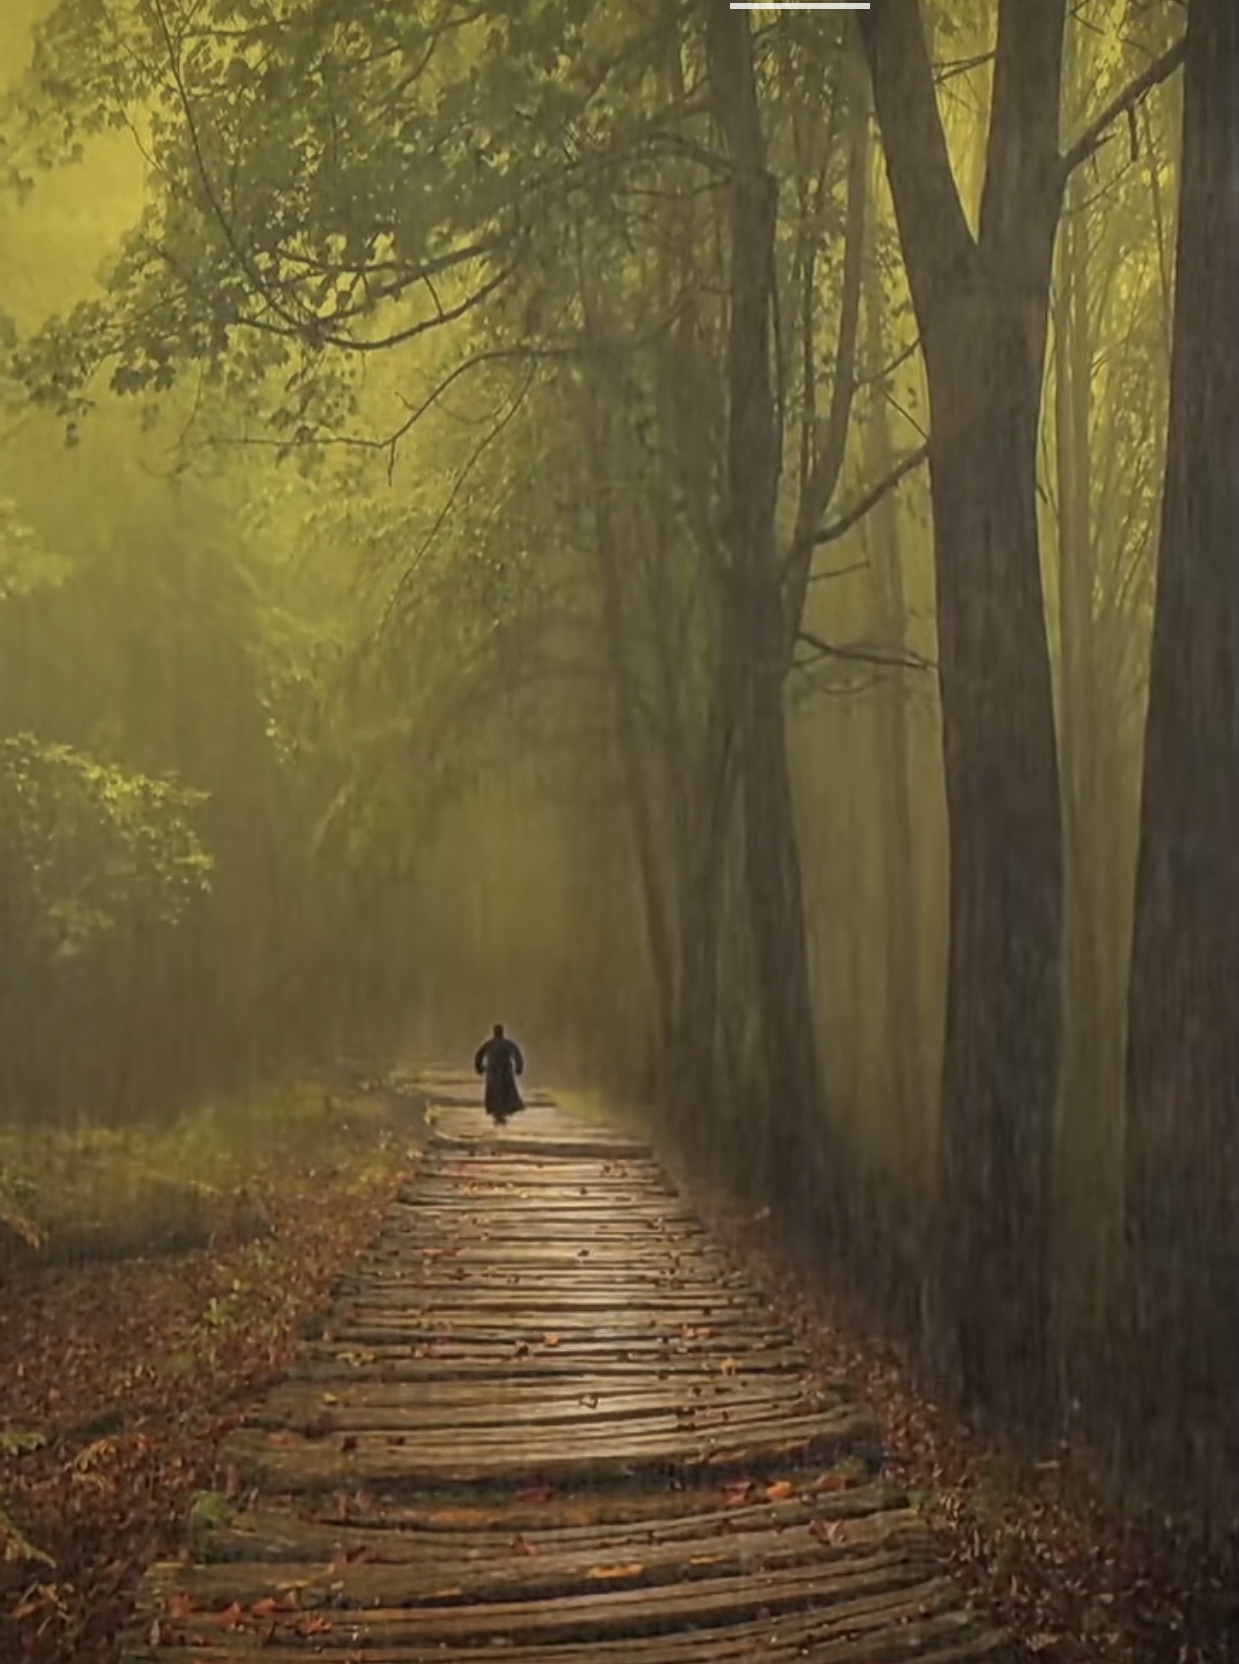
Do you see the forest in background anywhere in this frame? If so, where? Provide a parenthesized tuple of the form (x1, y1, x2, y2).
(0, 0, 1234, 1540)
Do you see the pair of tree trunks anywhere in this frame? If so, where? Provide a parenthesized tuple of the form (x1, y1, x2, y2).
(861, 0, 1067, 1432)
(702, 2, 826, 1211)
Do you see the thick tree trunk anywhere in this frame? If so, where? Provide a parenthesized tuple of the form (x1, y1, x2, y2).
(926, 298, 1064, 1431)
(1123, 0, 1239, 1521)
(860, 0, 1067, 1430)
(1050, 185, 1130, 1408)
(704, 1, 826, 1204)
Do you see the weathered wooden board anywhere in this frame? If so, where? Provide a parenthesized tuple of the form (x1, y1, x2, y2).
(120, 1073, 1007, 1664)
(193, 1480, 916, 1562)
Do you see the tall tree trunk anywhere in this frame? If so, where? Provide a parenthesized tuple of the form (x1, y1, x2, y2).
(668, 678, 734, 1143)
(863, 288, 927, 1160)
(1050, 177, 1128, 1405)
(1123, 0, 1239, 1521)
(703, 0, 826, 1206)
(576, 337, 677, 1063)
(860, 0, 1067, 1430)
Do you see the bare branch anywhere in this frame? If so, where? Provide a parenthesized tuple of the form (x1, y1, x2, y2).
(810, 439, 929, 552)
(1059, 35, 1186, 180)
(795, 626, 936, 673)
(782, 69, 869, 643)
(809, 557, 868, 584)
(854, 333, 921, 389)
(376, 366, 536, 637)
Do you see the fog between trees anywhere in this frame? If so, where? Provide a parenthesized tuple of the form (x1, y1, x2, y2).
(0, 0, 1234, 1532)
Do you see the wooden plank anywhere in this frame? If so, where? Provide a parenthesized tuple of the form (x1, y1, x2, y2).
(259, 1373, 833, 1417)
(221, 1403, 883, 1489)
(331, 1280, 762, 1307)
(196, 1481, 913, 1563)
(130, 1567, 966, 1649)
(303, 1332, 808, 1363)
(360, 1243, 731, 1264)
(159, 1511, 932, 1607)
(345, 1273, 750, 1296)
(247, 1392, 850, 1440)
(129, 1607, 1010, 1662)
(139, 1537, 941, 1621)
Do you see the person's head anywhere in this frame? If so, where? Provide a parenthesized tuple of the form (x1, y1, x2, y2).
(493, 1022, 504, 1039)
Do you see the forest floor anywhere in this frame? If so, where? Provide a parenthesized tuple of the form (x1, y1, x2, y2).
(1, 1075, 1234, 1664)
(0, 1074, 421, 1664)
(688, 1179, 1239, 1664)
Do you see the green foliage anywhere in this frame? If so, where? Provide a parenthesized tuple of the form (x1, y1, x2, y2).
(0, 732, 211, 959)
(4, 0, 650, 420)
(0, 497, 72, 602)
(187, 1489, 236, 1555)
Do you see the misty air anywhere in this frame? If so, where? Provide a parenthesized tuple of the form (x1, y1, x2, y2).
(0, 2, 1235, 1662)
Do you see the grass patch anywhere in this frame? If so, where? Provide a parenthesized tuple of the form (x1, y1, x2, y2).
(0, 1076, 408, 1269)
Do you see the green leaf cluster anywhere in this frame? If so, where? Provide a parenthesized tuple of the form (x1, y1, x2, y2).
(0, 731, 211, 960)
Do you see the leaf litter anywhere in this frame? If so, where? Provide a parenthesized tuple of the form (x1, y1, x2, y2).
(683, 1175, 1239, 1664)
(0, 1090, 414, 1664)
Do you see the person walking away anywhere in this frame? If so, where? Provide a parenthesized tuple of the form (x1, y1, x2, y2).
(474, 1023, 525, 1124)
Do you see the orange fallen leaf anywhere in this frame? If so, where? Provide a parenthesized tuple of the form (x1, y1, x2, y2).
(765, 1480, 793, 1502)
(810, 1469, 850, 1493)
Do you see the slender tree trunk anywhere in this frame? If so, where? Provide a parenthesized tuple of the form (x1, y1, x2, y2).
(576, 342, 677, 1060)
(704, 0, 826, 1206)
(1123, 0, 1239, 1521)
(863, 283, 926, 1157)
(668, 680, 734, 1142)
(860, 0, 1067, 1430)
(1050, 182, 1129, 1408)
(1055, 192, 1102, 1103)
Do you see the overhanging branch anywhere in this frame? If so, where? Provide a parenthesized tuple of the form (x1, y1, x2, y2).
(795, 626, 936, 673)
(810, 440, 929, 554)
(1059, 36, 1186, 181)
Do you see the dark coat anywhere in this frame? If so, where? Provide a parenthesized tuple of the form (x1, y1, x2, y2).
(474, 1035, 525, 1116)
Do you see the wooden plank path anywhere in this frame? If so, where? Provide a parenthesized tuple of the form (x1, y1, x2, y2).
(123, 1071, 1013, 1662)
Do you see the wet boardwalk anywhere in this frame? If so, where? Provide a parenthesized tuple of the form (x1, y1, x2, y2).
(124, 1071, 1011, 1662)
